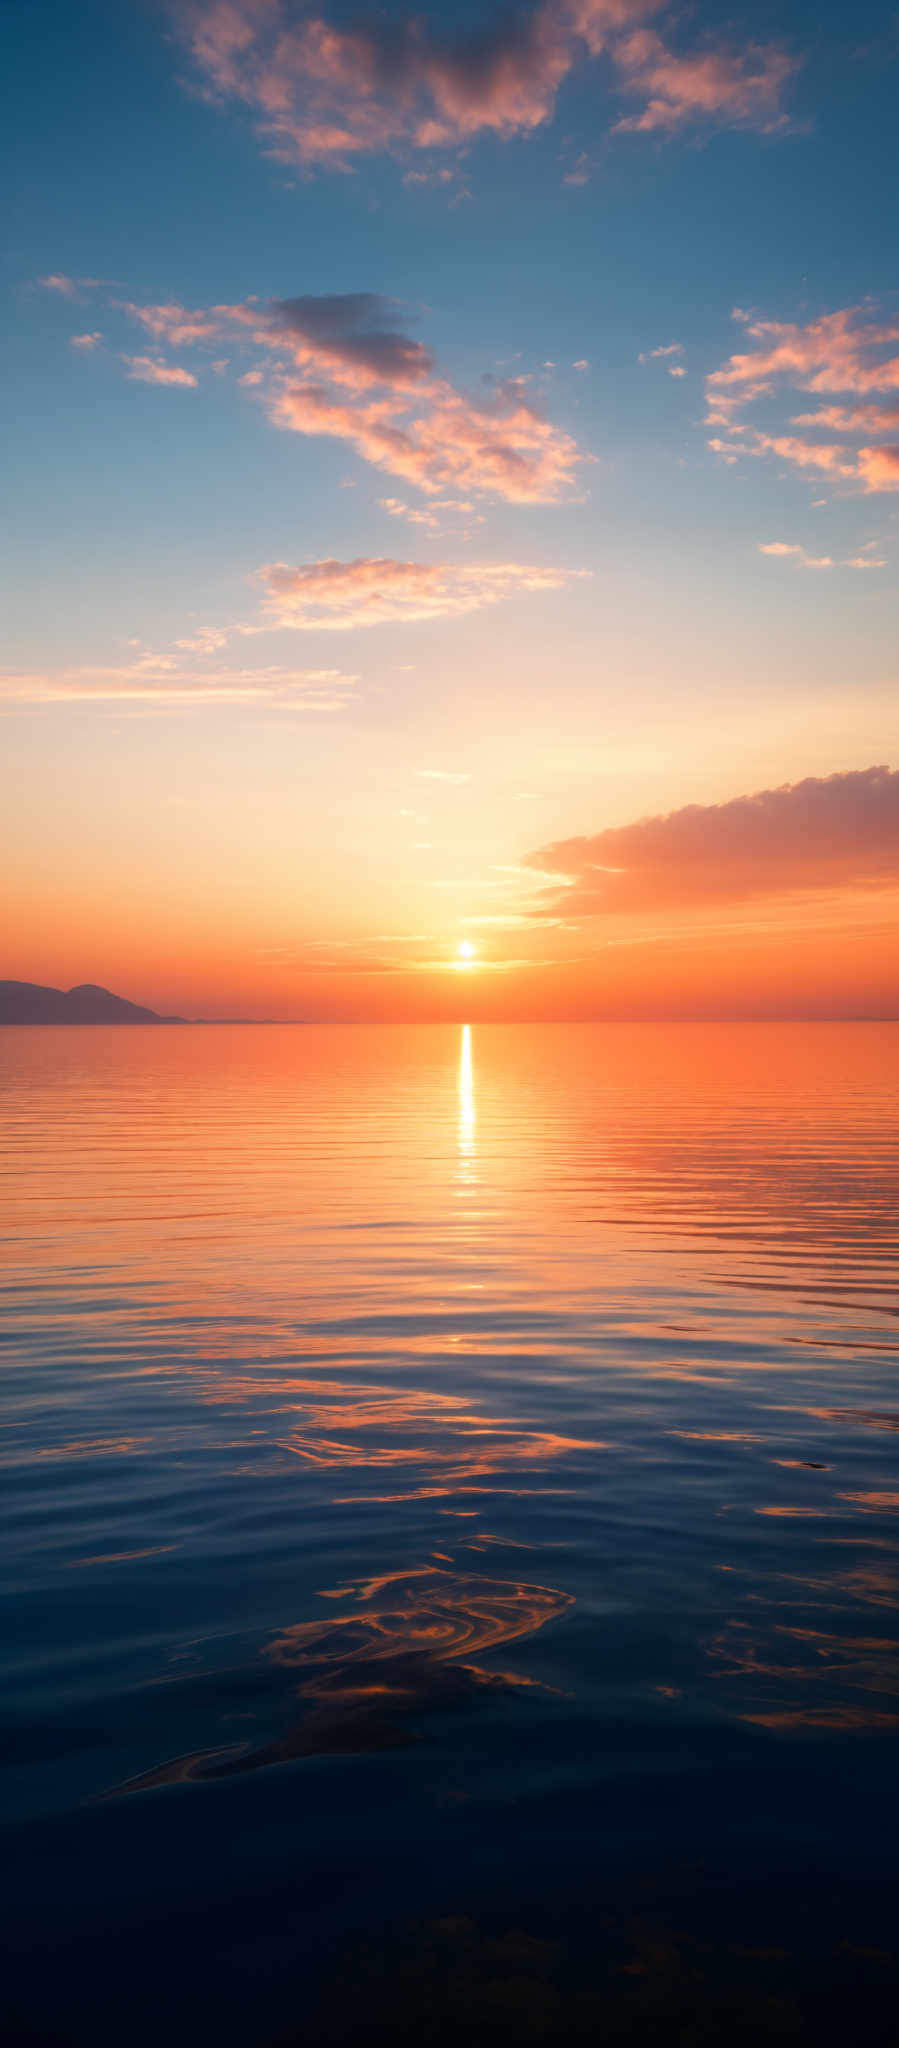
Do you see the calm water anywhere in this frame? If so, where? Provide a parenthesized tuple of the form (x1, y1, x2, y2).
(2, 1023, 898, 2044)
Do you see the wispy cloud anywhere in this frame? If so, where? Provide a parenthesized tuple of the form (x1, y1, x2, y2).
(525, 766, 899, 916)
(0, 651, 358, 710)
(259, 556, 587, 630)
(707, 305, 899, 494)
(176, 0, 798, 172)
(757, 541, 834, 568)
(640, 340, 687, 376)
(758, 541, 885, 570)
(121, 355, 199, 388)
(38, 273, 79, 296)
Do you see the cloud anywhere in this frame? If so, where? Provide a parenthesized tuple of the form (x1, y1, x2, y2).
(0, 651, 358, 709)
(176, 0, 797, 170)
(379, 497, 441, 530)
(270, 377, 579, 501)
(179, 0, 622, 168)
(707, 306, 899, 494)
(102, 290, 583, 502)
(790, 402, 899, 435)
(39, 273, 78, 295)
(562, 151, 595, 185)
(122, 355, 199, 387)
(611, 31, 795, 133)
(70, 331, 103, 350)
(268, 292, 435, 387)
(525, 766, 899, 917)
(758, 541, 886, 570)
(258, 555, 586, 630)
(640, 342, 683, 359)
(758, 541, 834, 568)
(857, 444, 899, 492)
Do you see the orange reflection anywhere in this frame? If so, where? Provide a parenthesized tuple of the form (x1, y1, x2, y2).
(113, 1565, 572, 1793)
(707, 1607, 899, 1730)
(458, 1021, 476, 1173)
(272, 1371, 601, 1502)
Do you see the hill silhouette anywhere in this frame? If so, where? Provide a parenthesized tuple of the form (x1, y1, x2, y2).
(0, 981, 186, 1025)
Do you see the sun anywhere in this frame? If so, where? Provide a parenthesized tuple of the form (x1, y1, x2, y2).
(452, 939, 477, 972)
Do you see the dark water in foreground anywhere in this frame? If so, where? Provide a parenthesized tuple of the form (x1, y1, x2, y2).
(2, 1022, 898, 2045)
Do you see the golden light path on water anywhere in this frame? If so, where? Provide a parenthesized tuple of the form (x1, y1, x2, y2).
(458, 1021, 475, 1170)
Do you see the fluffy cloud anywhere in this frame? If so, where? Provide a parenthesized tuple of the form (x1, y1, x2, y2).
(111, 290, 582, 502)
(259, 555, 586, 629)
(176, 0, 796, 170)
(707, 306, 899, 494)
(525, 766, 899, 916)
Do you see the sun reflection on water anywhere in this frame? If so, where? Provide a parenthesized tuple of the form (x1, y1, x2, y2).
(458, 1023, 475, 1175)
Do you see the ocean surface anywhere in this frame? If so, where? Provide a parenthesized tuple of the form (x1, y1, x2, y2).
(2, 1022, 898, 2045)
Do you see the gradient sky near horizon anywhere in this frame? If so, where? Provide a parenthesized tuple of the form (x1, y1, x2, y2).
(3, 0, 899, 1018)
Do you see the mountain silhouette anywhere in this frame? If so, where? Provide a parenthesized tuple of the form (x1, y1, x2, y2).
(0, 981, 186, 1025)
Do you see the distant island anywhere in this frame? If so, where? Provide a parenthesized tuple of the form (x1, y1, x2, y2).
(0, 981, 186, 1025)
(0, 980, 295, 1025)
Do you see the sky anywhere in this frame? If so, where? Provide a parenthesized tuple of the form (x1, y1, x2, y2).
(3, 0, 899, 1019)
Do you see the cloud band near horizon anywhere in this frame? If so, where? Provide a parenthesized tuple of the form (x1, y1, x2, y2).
(526, 767, 899, 916)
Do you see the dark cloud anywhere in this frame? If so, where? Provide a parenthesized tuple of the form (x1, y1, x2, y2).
(270, 293, 435, 385)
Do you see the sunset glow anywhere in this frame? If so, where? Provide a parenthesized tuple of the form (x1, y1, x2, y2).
(3, 2, 897, 1023)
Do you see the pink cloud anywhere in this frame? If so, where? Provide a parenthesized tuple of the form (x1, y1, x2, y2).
(258, 555, 587, 630)
(640, 341, 683, 360)
(707, 306, 899, 494)
(857, 444, 899, 492)
(118, 301, 223, 346)
(177, 0, 795, 169)
(758, 542, 834, 567)
(122, 355, 199, 388)
(612, 31, 795, 133)
(525, 766, 899, 917)
(112, 290, 581, 502)
(270, 377, 579, 502)
(70, 332, 103, 350)
(790, 402, 899, 435)
(751, 432, 855, 475)
(0, 652, 357, 710)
